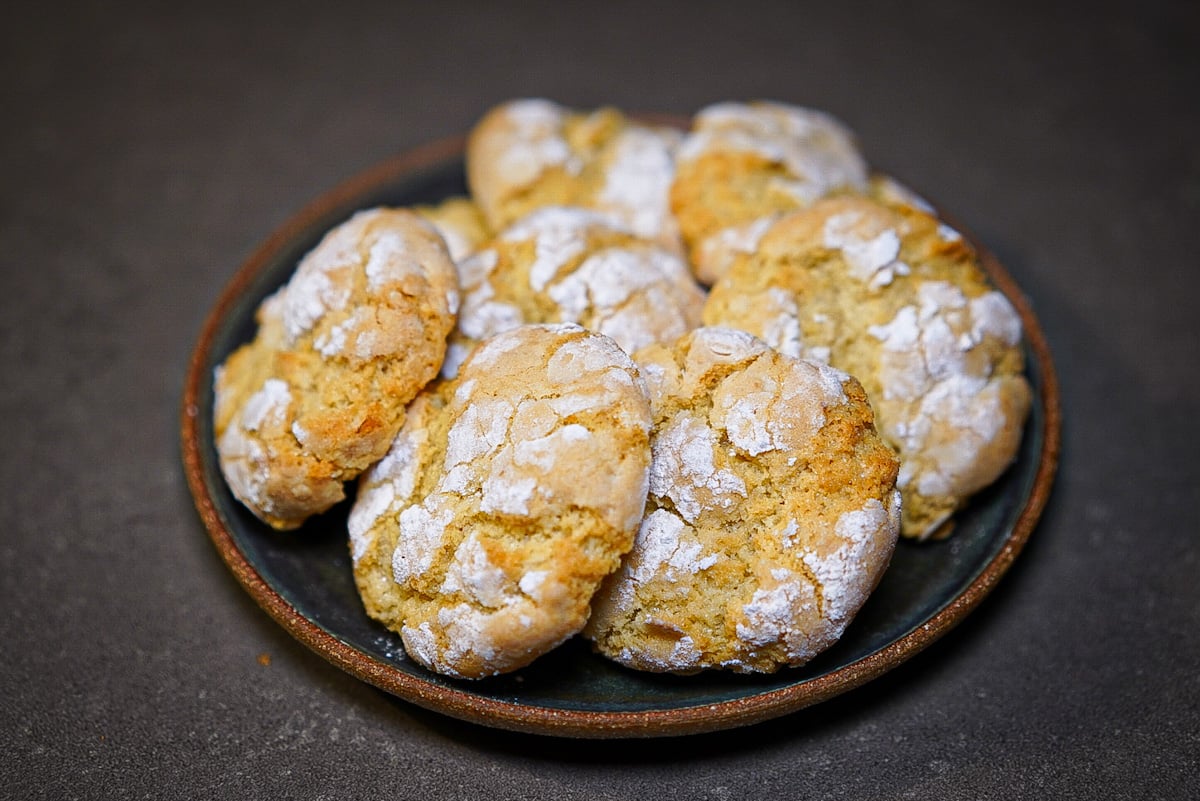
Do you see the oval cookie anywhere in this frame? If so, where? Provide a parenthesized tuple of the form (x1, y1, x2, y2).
(585, 327, 901, 674)
(349, 324, 653, 678)
(212, 208, 459, 530)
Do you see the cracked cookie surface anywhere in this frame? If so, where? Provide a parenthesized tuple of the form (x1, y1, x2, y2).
(584, 327, 900, 674)
(212, 208, 459, 530)
(443, 206, 705, 378)
(466, 98, 683, 251)
(349, 323, 653, 678)
(703, 195, 1032, 539)
(669, 101, 869, 284)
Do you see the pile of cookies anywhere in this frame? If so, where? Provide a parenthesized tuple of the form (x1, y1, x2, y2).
(213, 99, 1030, 679)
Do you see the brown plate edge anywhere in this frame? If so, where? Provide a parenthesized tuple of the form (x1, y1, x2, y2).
(179, 134, 1062, 739)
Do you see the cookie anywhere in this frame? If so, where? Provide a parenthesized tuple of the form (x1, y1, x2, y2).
(349, 323, 653, 678)
(415, 196, 492, 262)
(213, 208, 459, 530)
(703, 194, 1032, 539)
(670, 100, 869, 284)
(443, 205, 706, 378)
(584, 327, 900, 674)
(466, 98, 683, 251)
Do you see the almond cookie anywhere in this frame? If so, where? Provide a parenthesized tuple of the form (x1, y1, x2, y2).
(415, 196, 492, 262)
(584, 327, 900, 674)
(213, 208, 459, 530)
(466, 98, 683, 251)
(443, 206, 706, 378)
(349, 324, 653, 678)
(703, 195, 1032, 539)
(670, 100, 869, 284)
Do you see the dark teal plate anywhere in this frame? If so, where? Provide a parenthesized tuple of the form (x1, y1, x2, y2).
(181, 135, 1060, 738)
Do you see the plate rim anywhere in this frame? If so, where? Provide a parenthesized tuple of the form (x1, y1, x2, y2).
(180, 133, 1061, 739)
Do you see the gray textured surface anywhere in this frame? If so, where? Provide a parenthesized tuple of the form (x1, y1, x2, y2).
(2, 1, 1198, 798)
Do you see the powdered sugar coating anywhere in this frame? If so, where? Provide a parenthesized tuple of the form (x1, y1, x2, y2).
(679, 102, 868, 198)
(485, 99, 579, 190)
(822, 210, 911, 289)
(550, 247, 703, 355)
(803, 494, 902, 626)
(214, 378, 292, 521)
(467, 99, 684, 250)
(755, 287, 804, 359)
(348, 426, 427, 562)
(453, 249, 524, 347)
(501, 206, 610, 290)
(868, 282, 1026, 508)
(240, 378, 291, 431)
(596, 125, 683, 246)
(632, 510, 716, 583)
(649, 414, 748, 523)
(444, 207, 705, 378)
(734, 571, 819, 651)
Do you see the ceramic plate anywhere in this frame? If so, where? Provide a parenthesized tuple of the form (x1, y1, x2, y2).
(181, 134, 1060, 738)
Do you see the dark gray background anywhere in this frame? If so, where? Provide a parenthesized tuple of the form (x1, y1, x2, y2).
(3, 1, 1197, 798)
